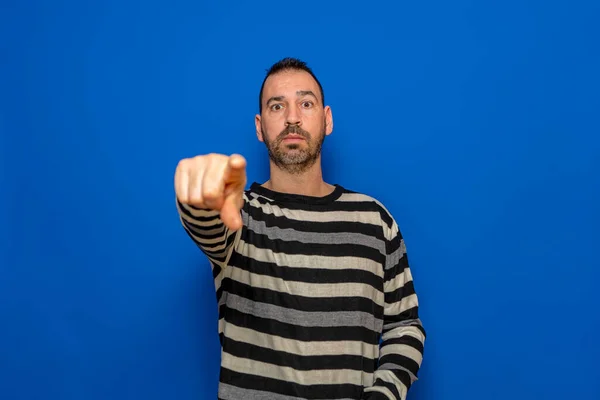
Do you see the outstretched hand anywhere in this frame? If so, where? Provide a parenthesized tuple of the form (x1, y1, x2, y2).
(175, 153, 247, 231)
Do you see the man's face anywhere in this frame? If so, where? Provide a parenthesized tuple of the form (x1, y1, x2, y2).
(255, 69, 333, 174)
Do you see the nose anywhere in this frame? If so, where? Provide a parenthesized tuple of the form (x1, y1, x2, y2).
(285, 106, 302, 126)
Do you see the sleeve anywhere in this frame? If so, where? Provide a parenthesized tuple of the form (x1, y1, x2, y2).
(175, 197, 245, 274)
(363, 219, 426, 400)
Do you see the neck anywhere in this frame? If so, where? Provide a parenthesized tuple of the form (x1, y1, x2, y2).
(263, 158, 335, 197)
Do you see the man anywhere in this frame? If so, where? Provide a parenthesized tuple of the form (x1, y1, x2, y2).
(174, 57, 426, 400)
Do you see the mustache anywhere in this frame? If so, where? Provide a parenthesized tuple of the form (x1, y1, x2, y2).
(277, 124, 311, 140)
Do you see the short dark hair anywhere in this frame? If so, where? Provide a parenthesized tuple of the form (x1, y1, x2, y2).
(258, 57, 325, 113)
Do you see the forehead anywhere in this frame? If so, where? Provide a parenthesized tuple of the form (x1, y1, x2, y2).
(262, 70, 320, 98)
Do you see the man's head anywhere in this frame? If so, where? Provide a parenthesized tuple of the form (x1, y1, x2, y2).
(255, 57, 333, 175)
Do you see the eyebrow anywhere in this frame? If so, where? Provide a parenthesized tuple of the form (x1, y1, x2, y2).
(297, 90, 317, 99)
(266, 90, 319, 106)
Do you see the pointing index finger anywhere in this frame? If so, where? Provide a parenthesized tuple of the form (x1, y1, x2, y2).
(224, 154, 247, 184)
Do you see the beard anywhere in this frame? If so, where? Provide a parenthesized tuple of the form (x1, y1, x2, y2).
(262, 121, 326, 175)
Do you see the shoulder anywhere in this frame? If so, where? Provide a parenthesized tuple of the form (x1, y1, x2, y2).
(337, 186, 400, 240)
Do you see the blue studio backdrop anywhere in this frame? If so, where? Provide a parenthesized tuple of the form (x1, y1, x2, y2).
(2, 1, 599, 399)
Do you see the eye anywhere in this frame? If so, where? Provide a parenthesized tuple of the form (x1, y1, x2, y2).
(270, 104, 283, 111)
(301, 100, 313, 108)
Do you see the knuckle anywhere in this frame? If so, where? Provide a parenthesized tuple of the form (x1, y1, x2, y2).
(189, 194, 203, 205)
(176, 158, 188, 171)
(203, 189, 218, 200)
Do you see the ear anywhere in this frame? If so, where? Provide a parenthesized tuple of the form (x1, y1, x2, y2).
(324, 105, 333, 136)
(255, 114, 264, 142)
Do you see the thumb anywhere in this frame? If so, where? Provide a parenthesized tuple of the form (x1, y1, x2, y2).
(220, 191, 243, 231)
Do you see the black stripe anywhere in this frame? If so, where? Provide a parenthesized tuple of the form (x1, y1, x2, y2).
(243, 228, 385, 264)
(383, 335, 424, 354)
(384, 256, 409, 281)
(383, 306, 420, 326)
(216, 285, 223, 303)
(219, 367, 365, 399)
(244, 204, 385, 240)
(385, 280, 416, 304)
(222, 336, 377, 372)
(394, 368, 414, 389)
(223, 308, 380, 344)
(386, 234, 404, 254)
(185, 202, 212, 211)
(201, 234, 236, 258)
(371, 377, 401, 399)
(222, 278, 384, 315)
(182, 227, 231, 263)
(183, 223, 228, 240)
(225, 231, 237, 247)
(211, 261, 222, 279)
(379, 208, 393, 230)
(242, 220, 387, 256)
(202, 247, 227, 258)
(249, 191, 388, 213)
(178, 202, 220, 221)
(202, 249, 227, 263)
(378, 353, 421, 377)
(200, 242, 227, 252)
(228, 253, 382, 289)
(363, 390, 389, 400)
(201, 231, 237, 252)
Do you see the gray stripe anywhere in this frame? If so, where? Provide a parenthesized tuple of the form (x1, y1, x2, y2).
(219, 383, 304, 400)
(385, 239, 406, 270)
(237, 240, 383, 274)
(219, 383, 357, 400)
(383, 318, 423, 331)
(224, 293, 383, 332)
(377, 363, 419, 383)
(242, 209, 386, 254)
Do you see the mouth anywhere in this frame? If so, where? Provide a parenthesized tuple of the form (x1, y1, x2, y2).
(282, 134, 306, 142)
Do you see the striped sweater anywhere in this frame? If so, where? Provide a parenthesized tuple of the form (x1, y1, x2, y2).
(176, 182, 426, 400)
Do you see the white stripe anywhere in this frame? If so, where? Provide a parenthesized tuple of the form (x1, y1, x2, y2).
(221, 321, 379, 359)
(373, 369, 408, 400)
(336, 193, 377, 202)
(380, 343, 423, 365)
(386, 293, 419, 315)
(384, 270, 406, 293)
(382, 324, 426, 344)
(238, 240, 384, 276)
(248, 197, 382, 224)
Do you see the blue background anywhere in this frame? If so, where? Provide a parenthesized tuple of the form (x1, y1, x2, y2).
(2, 1, 599, 399)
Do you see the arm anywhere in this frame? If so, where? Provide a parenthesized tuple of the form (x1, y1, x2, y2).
(174, 153, 247, 272)
(176, 200, 243, 270)
(364, 221, 426, 400)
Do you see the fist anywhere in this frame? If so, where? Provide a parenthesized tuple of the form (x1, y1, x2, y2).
(175, 153, 247, 231)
